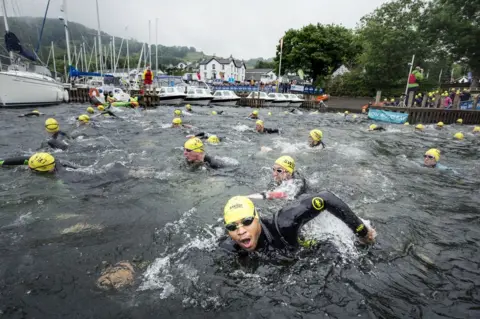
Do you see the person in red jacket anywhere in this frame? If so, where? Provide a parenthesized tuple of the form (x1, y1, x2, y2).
(143, 65, 154, 92)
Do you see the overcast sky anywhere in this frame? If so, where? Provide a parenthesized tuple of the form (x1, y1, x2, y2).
(9, 0, 390, 59)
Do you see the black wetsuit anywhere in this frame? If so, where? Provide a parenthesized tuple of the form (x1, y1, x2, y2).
(204, 154, 223, 169)
(372, 127, 385, 131)
(219, 191, 369, 255)
(47, 131, 71, 150)
(194, 132, 223, 141)
(101, 110, 117, 117)
(261, 128, 279, 134)
(19, 112, 41, 117)
(0, 156, 77, 172)
(312, 141, 326, 148)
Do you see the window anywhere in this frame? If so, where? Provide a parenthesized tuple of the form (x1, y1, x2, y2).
(212, 64, 216, 70)
(214, 91, 222, 97)
(167, 88, 174, 93)
(196, 89, 204, 94)
(188, 89, 195, 94)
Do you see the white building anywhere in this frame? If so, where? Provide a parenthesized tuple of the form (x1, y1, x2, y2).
(199, 55, 246, 82)
(244, 69, 277, 83)
(332, 64, 350, 78)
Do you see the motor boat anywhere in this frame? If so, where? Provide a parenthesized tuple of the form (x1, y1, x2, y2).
(211, 90, 240, 106)
(267, 93, 290, 107)
(90, 87, 131, 104)
(246, 91, 273, 107)
(284, 94, 304, 107)
(184, 87, 214, 106)
(157, 86, 187, 105)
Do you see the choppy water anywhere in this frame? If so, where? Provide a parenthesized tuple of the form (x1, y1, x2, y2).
(1, 104, 480, 319)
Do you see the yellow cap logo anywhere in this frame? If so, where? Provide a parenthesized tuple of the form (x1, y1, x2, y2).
(312, 197, 324, 211)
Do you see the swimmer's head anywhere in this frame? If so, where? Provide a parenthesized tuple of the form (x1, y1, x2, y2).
(473, 126, 480, 133)
(174, 109, 182, 116)
(273, 155, 295, 184)
(77, 114, 90, 124)
(309, 129, 323, 147)
(185, 104, 192, 110)
(454, 132, 464, 140)
(344, 111, 349, 115)
(368, 124, 377, 131)
(436, 122, 444, 128)
(32, 110, 40, 114)
(212, 111, 217, 115)
(415, 124, 424, 131)
(390, 98, 395, 102)
(456, 118, 463, 124)
(268, 112, 272, 116)
(223, 196, 260, 251)
(424, 148, 440, 167)
(97, 105, 105, 111)
(183, 137, 204, 162)
(252, 110, 259, 116)
(28, 152, 56, 173)
(172, 117, 182, 127)
(255, 120, 264, 132)
(404, 122, 410, 126)
(207, 135, 220, 144)
(45, 118, 59, 133)
(87, 106, 94, 114)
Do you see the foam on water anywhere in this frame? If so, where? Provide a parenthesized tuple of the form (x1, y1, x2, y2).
(232, 124, 251, 132)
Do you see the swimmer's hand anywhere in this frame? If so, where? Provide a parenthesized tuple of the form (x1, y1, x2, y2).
(186, 134, 195, 138)
(358, 228, 377, 245)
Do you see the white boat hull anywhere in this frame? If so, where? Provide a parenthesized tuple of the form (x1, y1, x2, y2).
(184, 97, 213, 106)
(271, 101, 290, 107)
(0, 71, 64, 107)
(159, 96, 185, 105)
(289, 101, 303, 107)
(211, 98, 240, 106)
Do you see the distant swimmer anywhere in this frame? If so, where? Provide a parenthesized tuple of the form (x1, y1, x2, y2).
(248, 156, 306, 200)
(456, 118, 463, 125)
(18, 110, 45, 117)
(423, 148, 450, 170)
(219, 195, 376, 254)
(248, 110, 259, 119)
(185, 104, 192, 112)
(183, 137, 223, 169)
(77, 114, 92, 126)
(368, 124, 385, 131)
(98, 105, 105, 112)
(309, 129, 326, 148)
(435, 122, 444, 130)
(415, 124, 425, 132)
(344, 110, 349, 118)
(174, 109, 183, 117)
(0, 152, 77, 173)
(453, 132, 464, 140)
(473, 126, 480, 134)
(211, 110, 224, 115)
(87, 106, 95, 114)
(45, 118, 71, 150)
(172, 117, 193, 128)
(187, 132, 223, 143)
(256, 120, 279, 134)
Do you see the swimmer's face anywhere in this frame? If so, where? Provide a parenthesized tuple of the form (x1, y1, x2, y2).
(172, 124, 181, 128)
(183, 149, 203, 162)
(423, 154, 437, 167)
(255, 124, 264, 132)
(308, 136, 318, 147)
(272, 164, 291, 184)
(227, 217, 261, 251)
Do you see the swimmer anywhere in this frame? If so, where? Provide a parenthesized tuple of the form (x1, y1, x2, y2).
(219, 194, 376, 254)
(258, 156, 306, 200)
(44, 118, 71, 150)
(172, 117, 193, 129)
(187, 132, 223, 143)
(456, 118, 463, 125)
(183, 137, 223, 169)
(435, 122, 444, 130)
(368, 124, 385, 131)
(174, 109, 183, 117)
(309, 129, 326, 148)
(344, 111, 349, 118)
(248, 110, 259, 119)
(415, 124, 425, 132)
(18, 110, 45, 117)
(423, 148, 441, 168)
(256, 120, 279, 134)
(98, 105, 105, 112)
(212, 110, 224, 115)
(77, 114, 91, 125)
(453, 132, 464, 140)
(87, 106, 95, 114)
(404, 122, 410, 126)
(94, 110, 118, 118)
(0, 152, 77, 173)
(473, 126, 480, 134)
(185, 104, 192, 112)
(106, 92, 116, 104)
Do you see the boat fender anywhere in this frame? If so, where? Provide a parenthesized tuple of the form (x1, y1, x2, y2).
(63, 89, 69, 103)
(89, 88, 100, 98)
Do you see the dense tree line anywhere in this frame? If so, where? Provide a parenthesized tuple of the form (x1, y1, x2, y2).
(273, 0, 479, 96)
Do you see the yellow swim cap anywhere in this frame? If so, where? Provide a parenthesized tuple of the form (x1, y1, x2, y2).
(473, 126, 480, 133)
(252, 110, 259, 115)
(185, 104, 192, 110)
(309, 129, 323, 142)
(454, 132, 464, 140)
(78, 114, 90, 123)
(87, 106, 94, 114)
(404, 122, 410, 126)
(415, 124, 424, 131)
(275, 155, 295, 174)
(224, 196, 257, 225)
(425, 148, 440, 162)
(344, 111, 349, 115)
(268, 112, 272, 116)
(353, 114, 357, 119)
(383, 98, 387, 101)
(174, 109, 182, 115)
(28, 152, 55, 172)
(172, 117, 182, 125)
(256, 120, 264, 126)
(32, 110, 39, 114)
(456, 118, 463, 124)
(390, 98, 395, 102)
(45, 118, 59, 133)
(97, 105, 105, 111)
(437, 122, 444, 127)
(369, 124, 377, 130)
(184, 137, 204, 152)
(212, 111, 217, 115)
(207, 135, 220, 144)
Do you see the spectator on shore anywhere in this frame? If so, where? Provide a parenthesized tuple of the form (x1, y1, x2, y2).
(407, 66, 424, 103)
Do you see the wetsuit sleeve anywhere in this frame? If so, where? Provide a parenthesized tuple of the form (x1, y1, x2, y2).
(320, 141, 326, 149)
(58, 131, 72, 139)
(0, 156, 30, 166)
(204, 154, 223, 169)
(47, 138, 68, 150)
(20, 112, 40, 117)
(195, 132, 207, 139)
(374, 127, 386, 131)
(102, 111, 117, 117)
(265, 128, 279, 134)
(218, 237, 241, 254)
(279, 191, 368, 242)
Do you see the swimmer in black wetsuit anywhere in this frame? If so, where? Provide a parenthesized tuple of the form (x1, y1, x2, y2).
(172, 117, 194, 128)
(219, 195, 376, 254)
(188, 132, 224, 143)
(256, 120, 279, 134)
(43, 118, 72, 150)
(368, 124, 385, 131)
(0, 152, 77, 173)
(18, 110, 44, 117)
(248, 110, 259, 119)
(309, 129, 326, 148)
(183, 137, 223, 169)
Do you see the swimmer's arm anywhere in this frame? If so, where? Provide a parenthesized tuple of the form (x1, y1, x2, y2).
(294, 191, 372, 241)
(182, 124, 194, 129)
(0, 156, 30, 166)
(265, 128, 279, 134)
(320, 141, 326, 148)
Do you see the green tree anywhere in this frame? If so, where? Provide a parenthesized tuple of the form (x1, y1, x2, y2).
(254, 60, 275, 69)
(274, 23, 361, 82)
(423, 0, 480, 85)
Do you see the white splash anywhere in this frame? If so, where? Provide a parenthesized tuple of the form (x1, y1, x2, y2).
(232, 124, 251, 132)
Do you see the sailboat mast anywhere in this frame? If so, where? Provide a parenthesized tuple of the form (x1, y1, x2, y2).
(95, 0, 103, 75)
(112, 36, 116, 74)
(155, 18, 158, 74)
(148, 20, 152, 67)
(1, 0, 14, 62)
(52, 41, 57, 79)
(61, 0, 72, 72)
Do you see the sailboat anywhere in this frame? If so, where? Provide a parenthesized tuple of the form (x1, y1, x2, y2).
(0, 0, 65, 107)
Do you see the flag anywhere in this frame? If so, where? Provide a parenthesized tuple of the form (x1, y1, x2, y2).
(280, 37, 284, 50)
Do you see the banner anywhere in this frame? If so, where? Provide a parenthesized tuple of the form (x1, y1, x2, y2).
(290, 84, 304, 92)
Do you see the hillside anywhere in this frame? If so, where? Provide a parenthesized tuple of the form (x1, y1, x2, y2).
(0, 17, 272, 70)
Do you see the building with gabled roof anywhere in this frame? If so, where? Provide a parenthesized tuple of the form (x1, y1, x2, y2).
(198, 55, 246, 82)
